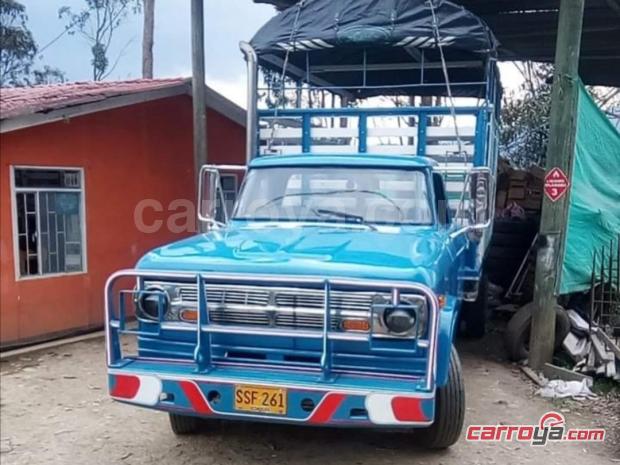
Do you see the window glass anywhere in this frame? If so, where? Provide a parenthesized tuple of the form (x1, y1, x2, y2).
(234, 166, 432, 225)
(216, 174, 239, 223)
(13, 168, 85, 278)
(15, 169, 81, 189)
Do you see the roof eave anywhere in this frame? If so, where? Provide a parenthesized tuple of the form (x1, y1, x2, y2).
(0, 81, 247, 134)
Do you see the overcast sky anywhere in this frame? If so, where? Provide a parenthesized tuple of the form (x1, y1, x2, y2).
(21, 0, 523, 107)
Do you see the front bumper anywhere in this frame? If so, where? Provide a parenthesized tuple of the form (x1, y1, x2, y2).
(109, 360, 435, 427)
(106, 270, 440, 427)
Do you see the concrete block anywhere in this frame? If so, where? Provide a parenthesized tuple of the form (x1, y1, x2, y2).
(542, 363, 594, 388)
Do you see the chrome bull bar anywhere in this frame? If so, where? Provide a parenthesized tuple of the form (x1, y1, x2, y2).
(105, 269, 440, 391)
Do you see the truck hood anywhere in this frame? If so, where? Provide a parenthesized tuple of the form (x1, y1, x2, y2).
(137, 222, 451, 289)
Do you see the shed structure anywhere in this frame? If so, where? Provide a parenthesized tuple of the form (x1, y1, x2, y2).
(0, 78, 246, 348)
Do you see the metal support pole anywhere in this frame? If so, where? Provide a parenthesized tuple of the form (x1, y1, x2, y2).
(191, 0, 208, 227)
(529, 0, 585, 371)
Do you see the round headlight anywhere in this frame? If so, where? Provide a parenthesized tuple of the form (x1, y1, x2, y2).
(383, 307, 416, 335)
(138, 286, 169, 321)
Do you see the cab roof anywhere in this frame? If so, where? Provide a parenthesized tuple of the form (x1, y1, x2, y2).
(250, 154, 437, 169)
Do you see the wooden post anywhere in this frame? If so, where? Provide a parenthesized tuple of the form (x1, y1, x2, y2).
(529, 0, 585, 370)
(191, 0, 208, 231)
(142, 0, 155, 79)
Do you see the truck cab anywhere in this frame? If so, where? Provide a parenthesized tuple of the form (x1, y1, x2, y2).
(105, 0, 500, 448)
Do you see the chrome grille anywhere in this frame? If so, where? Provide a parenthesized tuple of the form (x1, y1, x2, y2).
(274, 313, 341, 330)
(171, 283, 376, 330)
(210, 309, 270, 326)
(275, 290, 374, 312)
(179, 285, 379, 310)
(209, 288, 270, 306)
(149, 282, 425, 333)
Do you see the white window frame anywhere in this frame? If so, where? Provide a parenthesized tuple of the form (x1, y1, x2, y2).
(10, 165, 88, 281)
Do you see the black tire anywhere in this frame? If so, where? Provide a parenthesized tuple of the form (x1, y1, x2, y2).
(504, 303, 571, 362)
(414, 346, 465, 449)
(461, 274, 489, 338)
(169, 413, 201, 435)
(488, 246, 530, 261)
(491, 232, 535, 248)
(485, 258, 522, 289)
(493, 220, 538, 235)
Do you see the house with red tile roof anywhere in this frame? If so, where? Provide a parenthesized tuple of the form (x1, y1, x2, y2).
(0, 79, 246, 348)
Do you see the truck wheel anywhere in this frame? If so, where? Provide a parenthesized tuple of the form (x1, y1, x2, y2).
(461, 273, 489, 338)
(414, 346, 465, 449)
(169, 413, 201, 435)
(504, 303, 571, 362)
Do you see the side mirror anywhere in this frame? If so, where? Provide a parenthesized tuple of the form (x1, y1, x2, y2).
(198, 165, 248, 228)
(469, 167, 493, 230)
(198, 166, 227, 227)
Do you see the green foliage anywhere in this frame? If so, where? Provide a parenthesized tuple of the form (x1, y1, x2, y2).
(0, 0, 37, 86)
(260, 68, 296, 109)
(500, 63, 553, 168)
(501, 64, 619, 167)
(59, 0, 141, 81)
(0, 0, 65, 87)
(33, 65, 66, 85)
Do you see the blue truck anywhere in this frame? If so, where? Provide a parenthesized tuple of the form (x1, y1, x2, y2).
(105, 0, 500, 449)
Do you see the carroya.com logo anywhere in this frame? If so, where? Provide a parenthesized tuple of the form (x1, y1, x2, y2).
(466, 412, 605, 446)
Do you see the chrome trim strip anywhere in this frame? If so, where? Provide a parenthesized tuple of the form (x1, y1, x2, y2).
(118, 357, 426, 382)
(321, 280, 332, 378)
(108, 368, 435, 399)
(199, 323, 369, 342)
(159, 321, 430, 347)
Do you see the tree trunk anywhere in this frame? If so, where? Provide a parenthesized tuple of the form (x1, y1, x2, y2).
(142, 0, 155, 79)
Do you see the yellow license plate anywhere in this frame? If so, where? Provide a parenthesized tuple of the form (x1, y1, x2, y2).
(234, 385, 287, 415)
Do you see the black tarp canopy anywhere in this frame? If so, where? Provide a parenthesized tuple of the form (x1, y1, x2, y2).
(255, 0, 620, 88)
(250, 0, 499, 99)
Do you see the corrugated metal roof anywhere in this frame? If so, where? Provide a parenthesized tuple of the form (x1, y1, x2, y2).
(0, 78, 188, 119)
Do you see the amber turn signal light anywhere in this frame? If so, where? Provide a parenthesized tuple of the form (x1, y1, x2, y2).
(180, 309, 198, 322)
(341, 319, 370, 332)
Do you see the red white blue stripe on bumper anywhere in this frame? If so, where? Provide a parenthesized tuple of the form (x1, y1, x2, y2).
(109, 372, 435, 427)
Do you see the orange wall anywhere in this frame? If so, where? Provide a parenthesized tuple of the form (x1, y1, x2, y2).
(0, 95, 245, 347)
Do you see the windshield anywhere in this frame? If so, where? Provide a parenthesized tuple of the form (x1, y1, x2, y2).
(233, 166, 433, 225)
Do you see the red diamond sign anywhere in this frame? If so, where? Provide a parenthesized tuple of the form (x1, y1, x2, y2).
(544, 167, 570, 202)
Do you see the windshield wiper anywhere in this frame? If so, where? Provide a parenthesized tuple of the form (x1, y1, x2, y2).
(312, 208, 378, 231)
(253, 189, 404, 221)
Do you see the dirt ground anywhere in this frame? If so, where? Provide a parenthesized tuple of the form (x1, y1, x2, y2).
(1, 330, 618, 465)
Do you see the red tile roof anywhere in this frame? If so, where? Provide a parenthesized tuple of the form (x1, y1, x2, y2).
(0, 78, 189, 120)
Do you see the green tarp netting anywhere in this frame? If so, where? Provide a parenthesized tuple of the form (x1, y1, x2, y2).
(559, 84, 620, 294)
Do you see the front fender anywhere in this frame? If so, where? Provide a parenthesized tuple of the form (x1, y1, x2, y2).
(435, 295, 461, 387)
